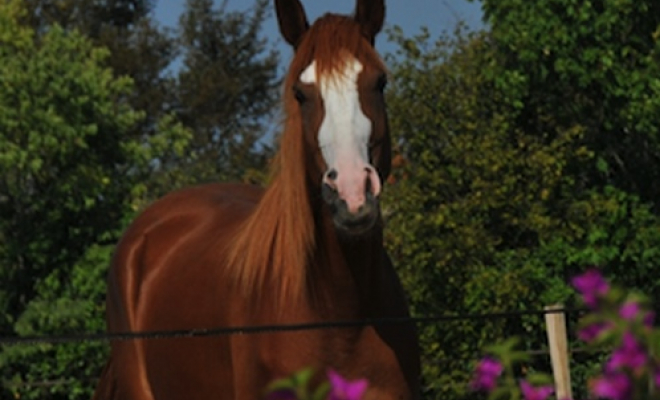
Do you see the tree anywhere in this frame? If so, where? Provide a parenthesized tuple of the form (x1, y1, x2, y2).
(22, 0, 177, 138)
(476, 0, 660, 209)
(383, 18, 660, 400)
(0, 2, 189, 398)
(383, 26, 584, 399)
(173, 0, 280, 184)
(20, 0, 282, 192)
(22, 0, 153, 31)
(470, 0, 660, 309)
(0, 0, 284, 397)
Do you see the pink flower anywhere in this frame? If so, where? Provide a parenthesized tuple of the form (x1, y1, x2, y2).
(572, 269, 609, 309)
(578, 322, 612, 343)
(620, 301, 655, 328)
(326, 370, 368, 400)
(605, 332, 647, 373)
(520, 380, 554, 400)
(644, 311, 655, 328)
(619, 301, 640, 321)
(592, 372, 632, 400)
(469, 357, 503, 393)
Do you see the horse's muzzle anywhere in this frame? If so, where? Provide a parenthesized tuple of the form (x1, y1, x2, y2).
(322, 183, 380, 235)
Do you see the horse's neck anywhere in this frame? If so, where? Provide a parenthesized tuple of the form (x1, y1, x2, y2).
(312, 209, 385, 317)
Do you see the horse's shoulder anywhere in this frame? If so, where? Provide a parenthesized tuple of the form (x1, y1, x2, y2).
(114, 183, 262, 260)
(108, 183, 263, 305)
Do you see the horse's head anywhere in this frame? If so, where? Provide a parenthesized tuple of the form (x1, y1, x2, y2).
(276, 0, 391, 236)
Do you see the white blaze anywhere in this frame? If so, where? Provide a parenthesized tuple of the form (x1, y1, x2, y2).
(300, 58, 381, 214)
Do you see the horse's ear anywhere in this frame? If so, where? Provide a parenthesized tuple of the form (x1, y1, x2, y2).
(354, 0, 385, 44)
(275, 0, 309, 48)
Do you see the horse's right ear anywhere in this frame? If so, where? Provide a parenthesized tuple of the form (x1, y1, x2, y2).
(355, 0, 385, 44)
(275, 0, 309, 48)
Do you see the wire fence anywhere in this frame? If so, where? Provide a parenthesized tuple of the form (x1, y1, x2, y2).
(0, 306, 586, 347)
(2, 306, 603, 392)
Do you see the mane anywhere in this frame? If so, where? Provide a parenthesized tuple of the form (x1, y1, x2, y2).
(289, 14, 386, 83)
(226, 14, 386, 307)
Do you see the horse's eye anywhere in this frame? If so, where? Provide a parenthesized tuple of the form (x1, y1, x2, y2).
(376, 74, 388, 92)
(293, 86, 307, 103)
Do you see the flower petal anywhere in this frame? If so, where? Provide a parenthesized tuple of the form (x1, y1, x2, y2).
(326, 369, 369, 400)
(520, 380, 554, 400)
(345, 379, 368, 400)
(578, 322, 611, 343)
(619, 301, 640, 320)
(572, 269, 609, 308)
(592, 372, 631, 400)
(469, 357, 503, 393)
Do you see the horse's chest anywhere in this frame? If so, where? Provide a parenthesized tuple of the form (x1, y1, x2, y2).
(255, 323, 409, 398)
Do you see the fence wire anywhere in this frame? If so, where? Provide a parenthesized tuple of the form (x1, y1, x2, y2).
(0, 307, 585, 347)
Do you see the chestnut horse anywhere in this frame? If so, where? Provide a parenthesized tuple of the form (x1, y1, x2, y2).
(92, 0, 420, 399)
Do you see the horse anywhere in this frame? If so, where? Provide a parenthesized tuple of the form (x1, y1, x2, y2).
(92, 0, 420, 399)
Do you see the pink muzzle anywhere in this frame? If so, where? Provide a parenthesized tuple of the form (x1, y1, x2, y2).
(322, 162, 381, 214)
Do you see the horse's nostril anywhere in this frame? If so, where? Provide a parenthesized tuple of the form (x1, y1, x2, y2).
(326, 169, 338, 180)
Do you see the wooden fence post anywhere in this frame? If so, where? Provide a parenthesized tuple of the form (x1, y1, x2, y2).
(545, 304, 572, 400)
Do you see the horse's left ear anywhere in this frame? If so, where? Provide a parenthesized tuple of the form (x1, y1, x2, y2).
(275, 0, 309, 48)
(354, 0, 385, 44)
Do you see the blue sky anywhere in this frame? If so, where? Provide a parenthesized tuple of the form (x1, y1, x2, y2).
(152, 0, 484, 141)
(153, 0, 484, 62)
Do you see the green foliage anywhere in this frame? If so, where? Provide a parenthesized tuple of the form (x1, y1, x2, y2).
(19, 0, 280, 192)
(22, 0, 153, 31)
(473, 272, 660, 400)
(174, 0, 280, 184)
(0, 0, 279, 397)
(0, 2, 189, 398)
(383, 11, 660, 399)
(266, 368, 331, 400)
(22, 0, 177, 145)
(479, 0, 660, 204)
(1, 244, 113, 400)
(3, 0, 660, 398)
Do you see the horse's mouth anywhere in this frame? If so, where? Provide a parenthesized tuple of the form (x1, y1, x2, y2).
(334, 212, 379, 236)
(323, 184, 380, 236)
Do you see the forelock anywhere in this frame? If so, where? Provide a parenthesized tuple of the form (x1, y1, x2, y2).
(286, 14, 386, 89)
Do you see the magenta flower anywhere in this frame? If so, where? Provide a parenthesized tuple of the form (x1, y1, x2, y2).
(572, 269, 609, 308)
(469, 357, 503, 392)
(519, 380, 554, 400)
(592, 372, 632, 400)
(655, 368, 660, 388)
(619, 301, 641, 321)
(620, 301, 655, 328)
(644, 311, 655, 328)
(326, 370, 368, 400)
(578, 321, 612, 343)
(606, 332, 647, 373)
